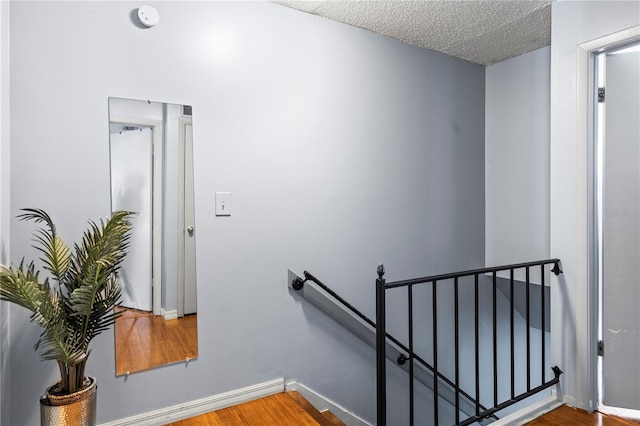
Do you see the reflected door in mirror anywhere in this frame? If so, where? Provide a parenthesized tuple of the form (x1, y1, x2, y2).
(110, 127, 153, 312)
(109, 97, 198, 376)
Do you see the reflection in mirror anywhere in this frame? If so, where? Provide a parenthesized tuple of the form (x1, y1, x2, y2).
(109, 97, 197, 375)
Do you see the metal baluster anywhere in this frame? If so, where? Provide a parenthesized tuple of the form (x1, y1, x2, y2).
(376, 264, 386, 426)
(454, 277, 460, 426)
(433, 280, 439, 426)
(541, 264, 546, 386)
(493, 271, 498, 407)
(409, 285, 414, 426)
(475, 274, 480, 417)
(510, 268, 515, 400)
(526, 267, 531, 392)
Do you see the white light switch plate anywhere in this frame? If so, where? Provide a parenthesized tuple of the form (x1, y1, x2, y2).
(215, 192, 231, 216)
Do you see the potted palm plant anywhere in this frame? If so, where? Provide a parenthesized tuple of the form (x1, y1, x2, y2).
(0, 208, 134, 426)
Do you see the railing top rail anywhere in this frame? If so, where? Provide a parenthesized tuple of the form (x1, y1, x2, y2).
(384, 258, 562, 289)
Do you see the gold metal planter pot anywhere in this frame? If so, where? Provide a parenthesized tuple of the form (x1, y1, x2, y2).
(40, 376, 97, 426)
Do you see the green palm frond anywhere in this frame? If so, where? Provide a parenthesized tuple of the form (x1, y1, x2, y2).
(0, 261, 46, 314)
(66, 211, 132, 295)
(0, 261, 78, 364)
(0, 209, 134, 393)
(17, 208, 71, 283)
(82, 274, 123, 341)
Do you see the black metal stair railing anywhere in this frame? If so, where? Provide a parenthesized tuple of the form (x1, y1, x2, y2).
(291, 270, 497, 423)
(376, 259, 564, 426)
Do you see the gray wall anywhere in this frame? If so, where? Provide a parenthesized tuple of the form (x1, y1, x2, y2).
(0, 0, 10, 423)
(485, 46, 550, 283)
(6, 2, 484, 424)
(483, 48, 553, 415)
(481, 46, 554, 420)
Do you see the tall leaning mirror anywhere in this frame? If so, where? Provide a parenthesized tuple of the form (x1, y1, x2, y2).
(108, 97, 197, 375)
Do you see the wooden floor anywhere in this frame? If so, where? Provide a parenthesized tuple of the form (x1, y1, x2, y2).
(163, 393, 640, 426)
(166, 392, 344, 426)
(527, 405, 640, 425)
(115, 307, 198, 375)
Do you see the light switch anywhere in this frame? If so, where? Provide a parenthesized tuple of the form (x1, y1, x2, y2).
(215, 192, 231, 216)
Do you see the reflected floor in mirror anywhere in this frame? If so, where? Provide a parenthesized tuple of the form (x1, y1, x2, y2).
(115, 307, 198, 375)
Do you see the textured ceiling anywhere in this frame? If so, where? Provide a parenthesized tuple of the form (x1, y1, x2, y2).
(273, 1, 553, 65)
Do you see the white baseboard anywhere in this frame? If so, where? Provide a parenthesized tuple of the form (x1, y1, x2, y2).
(491, 394, 563, 426)
(285, 380, 370, 426)
(100, 378, 285, 426)
(161, 308, 178, 321)
(599, 404, 640, 420)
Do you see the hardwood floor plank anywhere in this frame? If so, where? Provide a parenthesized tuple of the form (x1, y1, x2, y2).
(321, 410, 345, 425)
(115, 307, 198, 375)
(526, 405, 640, 425)
(165, 392, 345, 426)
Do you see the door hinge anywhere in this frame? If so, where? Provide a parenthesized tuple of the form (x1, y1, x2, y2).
(598, 87, 606, 103)
(598, 340, 604, 356)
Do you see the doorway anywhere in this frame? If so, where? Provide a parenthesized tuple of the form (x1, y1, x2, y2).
(594, 39, 640, 418)
(109, 119, 163, 316)
(110, 126, 154, 312)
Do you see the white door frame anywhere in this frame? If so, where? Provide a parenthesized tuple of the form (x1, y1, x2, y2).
(581, 24, 640, 414)
(110, 115, 164, 317)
